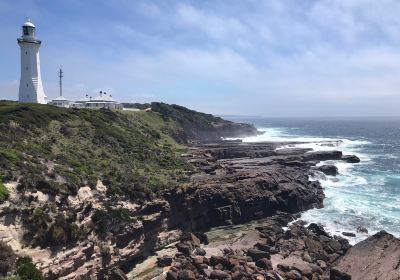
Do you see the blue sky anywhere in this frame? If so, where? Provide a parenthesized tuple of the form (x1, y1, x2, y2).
(1, 0, 400, 116)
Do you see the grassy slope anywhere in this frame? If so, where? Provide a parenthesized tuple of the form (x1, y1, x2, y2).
(150, 102, 258, 143)
(0, 101, 191, 201)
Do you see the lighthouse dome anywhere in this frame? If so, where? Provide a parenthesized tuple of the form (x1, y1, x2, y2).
(21, 19, 36, 39)
(23, 20, 35, 28)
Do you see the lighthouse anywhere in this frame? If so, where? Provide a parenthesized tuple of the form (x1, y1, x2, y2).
(17, 19, 47, 103)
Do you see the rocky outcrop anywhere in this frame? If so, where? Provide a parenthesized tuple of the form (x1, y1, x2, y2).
(165, 214, 351, 279)
(334, 231, 400, 280)
(303, 151, 343, 162)
(165, 142, 333, 231)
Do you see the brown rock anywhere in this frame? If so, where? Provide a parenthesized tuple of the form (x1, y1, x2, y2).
(167, 270, 179, 280)
(226, 257, 239, 269)
(255, 258, 273, 270)
(231, 271, 242, 280)
(286, 270, 302, 279)
(178, 269, 196, 280)
(176, 243, 193, 256)
(303, 253, 312, 263)
(210, 269, 230, 279)
(325, 240, 342, 253)
(157, 255, 173, 267)
(309, 263, 323, 274)
(181, 233, 201, 247)
(292, 262, 313, 277)
(107, 268, 127, 280)
(210, 256, 226, 266)
(278, 263, 291, 272)
(200, 268, 212, 277)
(195, 247, 206, 256)
(330, 267, 351, 280)
(317, 260, 327, 269)
(192, 256, 204, 265)
(247, 248, 270, 261)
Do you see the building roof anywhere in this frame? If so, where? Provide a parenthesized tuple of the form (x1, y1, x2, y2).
(76, 96, 91, 103)
(52, 96, 69, 101)
(91, 94, 117, 103)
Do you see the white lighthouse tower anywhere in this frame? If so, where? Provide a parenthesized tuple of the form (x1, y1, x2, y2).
(17, 19, 47, 103)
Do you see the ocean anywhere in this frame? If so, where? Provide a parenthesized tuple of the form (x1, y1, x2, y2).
(226, 117, 400, 244)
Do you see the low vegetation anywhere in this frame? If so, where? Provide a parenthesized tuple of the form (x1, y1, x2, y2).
(150, 102, 258, 143)
(0, 101, 191, 201)
(0, 242, 42, 280)
(0, 181, 8, 203)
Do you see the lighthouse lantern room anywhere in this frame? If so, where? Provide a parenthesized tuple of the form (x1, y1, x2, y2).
(17, 19, 47, 104)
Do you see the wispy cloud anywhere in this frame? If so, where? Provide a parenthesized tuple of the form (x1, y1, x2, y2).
(1, 0, 400, 116)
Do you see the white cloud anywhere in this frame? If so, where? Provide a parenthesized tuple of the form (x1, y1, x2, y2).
(176, 4, 246, 41)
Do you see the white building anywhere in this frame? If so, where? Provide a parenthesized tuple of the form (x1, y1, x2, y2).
(70, 92, 123, 110)
(18, 19, 47, 104)
(50, 96, 70, 108)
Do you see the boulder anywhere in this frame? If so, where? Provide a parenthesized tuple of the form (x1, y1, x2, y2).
(308, 223, 329, 237)
(356, 226, 368, 234)
(330, 267, 351, 280)
(166, 270, 179, 280)
(210, 256, 227, 266)
(178, 269, 196, 280)
(255, 258, 273, 270)
(210, 269, 229, 279)
(181, 233, 201, 247)
(107, 268, 128, 280)
(194, 247, 206, 256)
(157, 255, 173, 267)
(334, 231, 400, 280)
(317, 165, 339, 176)
(342, 232, 356, 237)
(247, 248, 270, 261)
(342, 155, 360, 163)
(176, 243, 193, 256)
(192, 256, 203, 265)
(286, 270, 302, 279)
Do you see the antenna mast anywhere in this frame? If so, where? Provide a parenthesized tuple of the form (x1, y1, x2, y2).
(58, 67, 63, 97)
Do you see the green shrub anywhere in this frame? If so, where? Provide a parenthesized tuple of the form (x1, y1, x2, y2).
(0, 181, 9, 203)
(16, 257, 43, 280)
(0, 148, 21, 166)
(0, 241, 16, 276)
(92, 207, 133, 236)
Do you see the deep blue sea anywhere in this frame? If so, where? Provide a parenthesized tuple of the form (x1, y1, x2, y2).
(226, 117, 400, 244)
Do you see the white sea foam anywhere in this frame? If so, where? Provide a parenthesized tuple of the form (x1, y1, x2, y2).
(238, 126, 400, 244)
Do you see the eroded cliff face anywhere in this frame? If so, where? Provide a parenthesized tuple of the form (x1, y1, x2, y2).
(0, 140, 358, 279)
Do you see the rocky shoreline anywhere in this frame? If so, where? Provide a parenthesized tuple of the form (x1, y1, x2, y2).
(162, 214, 400, 280)
(1, 137, 399, 280)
